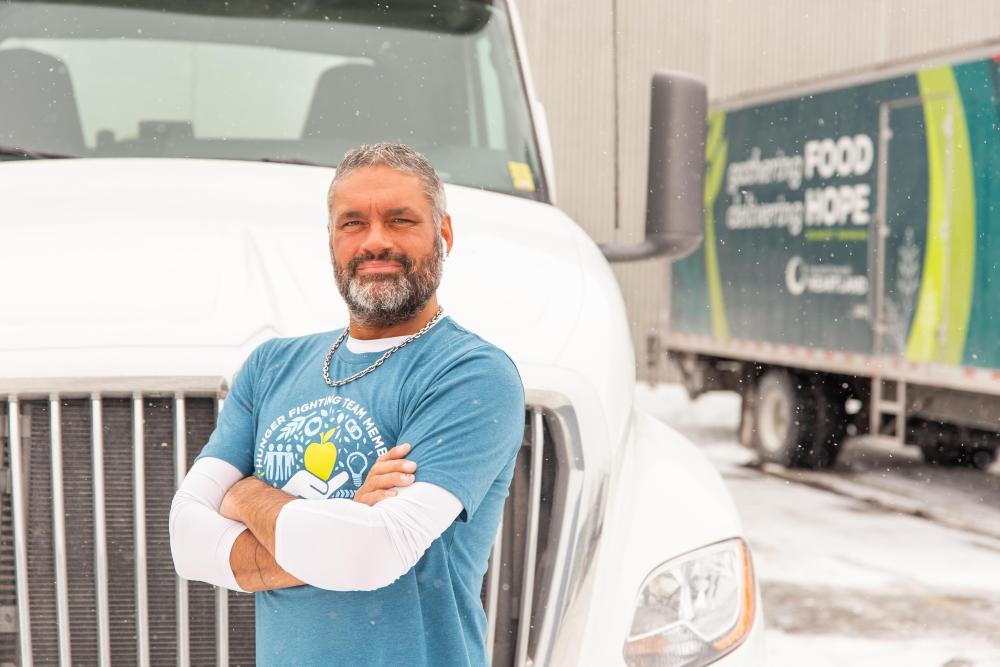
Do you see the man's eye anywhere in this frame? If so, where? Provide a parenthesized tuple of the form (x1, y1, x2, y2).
(391, 218, 415, 224)
(342, 220, 363, 228)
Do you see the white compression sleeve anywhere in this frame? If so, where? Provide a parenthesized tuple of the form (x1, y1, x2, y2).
(169, 457, 249, 592)
(274, 481, 463, 591)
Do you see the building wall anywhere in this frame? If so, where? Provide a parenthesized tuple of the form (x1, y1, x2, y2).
(708, 0, 1000, 103)
(515, 0, 1000, 381)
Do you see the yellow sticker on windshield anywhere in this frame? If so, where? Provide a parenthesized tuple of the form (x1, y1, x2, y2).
(508, 161, 536, 192)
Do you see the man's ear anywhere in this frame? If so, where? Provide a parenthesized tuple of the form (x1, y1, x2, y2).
(440, 213, 454, 256)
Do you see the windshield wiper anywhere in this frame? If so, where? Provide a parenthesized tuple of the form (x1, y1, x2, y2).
(258, 157, 332, 168)
(0, 145, 76, 159)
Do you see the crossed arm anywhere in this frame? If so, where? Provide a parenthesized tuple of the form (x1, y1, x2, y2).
(221, 478, 302, 592)
(169, 444, 463, 592)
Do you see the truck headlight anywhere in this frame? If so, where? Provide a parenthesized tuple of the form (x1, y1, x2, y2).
(623, 538, 756, 667)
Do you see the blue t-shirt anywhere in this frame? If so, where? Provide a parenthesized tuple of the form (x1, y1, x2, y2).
(198, 317, 525, 666)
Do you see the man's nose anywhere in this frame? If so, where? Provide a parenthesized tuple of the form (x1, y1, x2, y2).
(358, 222, 394, 255)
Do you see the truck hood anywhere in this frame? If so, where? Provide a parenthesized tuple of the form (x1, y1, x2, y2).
(0, 159, 633, 413)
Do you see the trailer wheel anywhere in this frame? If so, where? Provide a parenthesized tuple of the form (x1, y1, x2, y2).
(913, 421, 997, 469)
(922, 445, 996, 469)
(751, 370, 814, 467)
(804, 379, 848, 469)
(919, 442, 968, 466)
(738, 386, 756, 449)
(913, 421, 971, 466)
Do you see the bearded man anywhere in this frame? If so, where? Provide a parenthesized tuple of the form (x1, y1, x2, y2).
(170, 143, 525, 666)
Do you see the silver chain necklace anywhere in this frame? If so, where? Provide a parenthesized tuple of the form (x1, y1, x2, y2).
(322, 306, 445, 387)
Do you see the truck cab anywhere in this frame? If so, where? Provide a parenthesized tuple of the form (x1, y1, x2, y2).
(0, 1, 764, 664)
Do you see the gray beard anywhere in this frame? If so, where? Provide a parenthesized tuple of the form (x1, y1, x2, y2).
(334, 243, 442, 328)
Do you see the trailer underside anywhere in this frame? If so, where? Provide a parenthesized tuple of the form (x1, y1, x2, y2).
(667, 335, 1000, 471)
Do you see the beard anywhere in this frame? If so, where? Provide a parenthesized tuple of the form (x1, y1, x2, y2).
(333, 241, 443, 328)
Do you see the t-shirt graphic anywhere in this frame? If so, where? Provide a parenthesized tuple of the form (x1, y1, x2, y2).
(255, 395, 388, 500)
(197, 317, 525, 667)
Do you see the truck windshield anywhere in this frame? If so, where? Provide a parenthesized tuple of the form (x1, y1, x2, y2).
(0, 0, 546, 200)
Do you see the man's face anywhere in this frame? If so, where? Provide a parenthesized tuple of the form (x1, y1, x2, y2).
(329, 165, 451, 327)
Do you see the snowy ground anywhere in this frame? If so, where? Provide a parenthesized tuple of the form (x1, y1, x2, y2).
(635, 384, 1000, 667)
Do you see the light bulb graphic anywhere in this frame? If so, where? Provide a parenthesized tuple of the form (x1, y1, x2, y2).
(347, 451, 368, 488)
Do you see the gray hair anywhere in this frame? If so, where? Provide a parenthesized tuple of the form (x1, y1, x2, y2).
(328, 143, 447, 229)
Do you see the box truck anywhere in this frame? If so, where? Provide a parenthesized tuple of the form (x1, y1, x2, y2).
(670, 51, 1000, 470)
(0, 1, 764, 665)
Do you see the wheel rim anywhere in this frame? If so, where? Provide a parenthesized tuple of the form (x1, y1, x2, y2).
(758, 388, 790, 454)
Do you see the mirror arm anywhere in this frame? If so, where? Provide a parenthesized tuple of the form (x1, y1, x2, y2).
(598, 234, 701, 263)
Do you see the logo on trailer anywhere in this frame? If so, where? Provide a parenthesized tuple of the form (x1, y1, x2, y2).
(785, 256, 869, 297)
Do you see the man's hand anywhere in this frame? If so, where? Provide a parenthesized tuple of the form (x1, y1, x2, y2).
(354, 443, 417, 506)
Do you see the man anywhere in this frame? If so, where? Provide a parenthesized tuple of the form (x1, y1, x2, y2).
(170, 143, 525, 666)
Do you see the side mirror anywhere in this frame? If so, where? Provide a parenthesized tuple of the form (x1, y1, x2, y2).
(600, 72, 707, 262)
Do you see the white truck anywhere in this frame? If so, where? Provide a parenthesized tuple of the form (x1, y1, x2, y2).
(0, 1, 764, 665)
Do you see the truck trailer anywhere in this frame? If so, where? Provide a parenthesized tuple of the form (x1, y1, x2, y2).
(669, 50, 1000, 470)
(0, 1, 764, 665)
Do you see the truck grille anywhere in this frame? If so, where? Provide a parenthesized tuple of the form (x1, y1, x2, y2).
(0, 380, 564, 666)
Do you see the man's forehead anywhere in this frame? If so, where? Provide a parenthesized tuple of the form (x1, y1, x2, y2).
(330, 167, 431, 214)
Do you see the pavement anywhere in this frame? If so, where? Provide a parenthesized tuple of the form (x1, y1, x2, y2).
(635, 383, 1000, 667)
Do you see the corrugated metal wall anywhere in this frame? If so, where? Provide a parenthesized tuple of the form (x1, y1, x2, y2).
(708, 0, 1000, 103)
(516, 0, 1000, 381)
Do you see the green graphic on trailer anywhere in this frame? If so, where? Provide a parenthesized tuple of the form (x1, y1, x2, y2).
(955, 59, 1000, 369)
(671, 112, 716, 337)
(704, 110, 730, 339)
(906, 66, 975, 365)
(671, 52, 1000, 371)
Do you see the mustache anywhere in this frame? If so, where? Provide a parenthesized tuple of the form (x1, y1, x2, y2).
(347, 249, 415, 276)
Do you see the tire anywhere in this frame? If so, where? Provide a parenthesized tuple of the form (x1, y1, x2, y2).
(920, 442, 968, 466)
(972, 448, 997, 470)
(913, 421, 996, 468)
(804, 379, 848, 469)
(738, 386, 755, 449)
(751, 369, 815, 467)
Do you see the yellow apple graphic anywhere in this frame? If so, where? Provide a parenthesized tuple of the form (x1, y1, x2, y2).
(304, 428, 337, 481)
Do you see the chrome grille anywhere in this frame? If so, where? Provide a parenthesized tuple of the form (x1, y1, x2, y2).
(484, 408, 562, 667)
(0, 380, 569, 667)
(0, 399, 17, 661)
